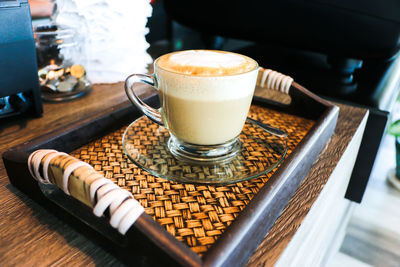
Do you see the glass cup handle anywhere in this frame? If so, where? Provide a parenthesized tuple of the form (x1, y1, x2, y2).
(124, 73, 164, 126)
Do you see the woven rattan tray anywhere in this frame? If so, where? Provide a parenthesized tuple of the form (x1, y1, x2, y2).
(3, 82, 338, 266)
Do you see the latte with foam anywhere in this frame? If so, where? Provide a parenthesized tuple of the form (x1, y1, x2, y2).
(156, 50, 258, 76)
(155, 50, 258, 145)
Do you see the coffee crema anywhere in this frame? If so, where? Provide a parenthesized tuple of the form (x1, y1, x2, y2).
(156, 50, 258, 76)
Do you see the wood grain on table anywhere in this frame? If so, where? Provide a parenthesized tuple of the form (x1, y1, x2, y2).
(0, 84, 367, 266)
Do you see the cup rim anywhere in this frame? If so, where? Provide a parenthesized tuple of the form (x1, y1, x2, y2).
(154, 50, 259, 78)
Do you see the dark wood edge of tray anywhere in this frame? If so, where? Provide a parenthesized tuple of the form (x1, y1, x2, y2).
(2, 84, 339, 267)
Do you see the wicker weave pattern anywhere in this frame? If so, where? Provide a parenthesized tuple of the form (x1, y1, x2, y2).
(71, 105, 314, 255)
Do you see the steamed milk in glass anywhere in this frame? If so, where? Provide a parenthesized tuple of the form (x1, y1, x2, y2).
(155, 50, 258, 145)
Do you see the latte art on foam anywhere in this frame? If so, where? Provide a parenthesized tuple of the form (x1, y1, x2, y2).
(170, 50, 245, 68)
(157, 50, 258, 76)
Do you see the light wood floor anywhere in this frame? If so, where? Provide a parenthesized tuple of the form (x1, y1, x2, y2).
(328, 132, 400, 267)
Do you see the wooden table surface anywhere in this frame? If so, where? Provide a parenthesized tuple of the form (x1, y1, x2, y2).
(0, 83, 368, 266)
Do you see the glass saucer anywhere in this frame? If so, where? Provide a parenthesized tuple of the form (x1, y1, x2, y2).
(122, 116, 288, 184)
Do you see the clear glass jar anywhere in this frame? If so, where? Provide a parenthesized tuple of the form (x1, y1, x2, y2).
(34, 23, 90, 101)
(34, 23, 79, 68)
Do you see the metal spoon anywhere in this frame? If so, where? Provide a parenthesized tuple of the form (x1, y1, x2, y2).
(246, 117, 288, 138)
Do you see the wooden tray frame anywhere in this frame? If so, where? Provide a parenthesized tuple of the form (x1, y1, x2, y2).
(3, 82, 338, 267)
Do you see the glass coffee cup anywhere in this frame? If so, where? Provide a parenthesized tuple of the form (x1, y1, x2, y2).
(125, 50, 259, 163)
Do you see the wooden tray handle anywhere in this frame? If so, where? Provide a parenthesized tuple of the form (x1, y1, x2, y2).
(256, 67, 336, 121)
(27, 149, 144, 235)
(257, 67, 293, 94)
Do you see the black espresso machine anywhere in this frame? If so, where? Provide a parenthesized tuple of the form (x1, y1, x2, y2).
(0, 0, 42, 119)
